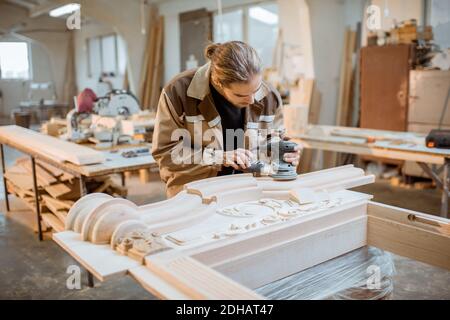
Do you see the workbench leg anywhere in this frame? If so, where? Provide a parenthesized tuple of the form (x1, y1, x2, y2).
(87, 271, 94, 288)
(121, 172, 126, 187)
(0, 144, 10, 212)
(31, 157, 43, 241)
(441, 159, 449, 218)
(79, 176, 87, 197)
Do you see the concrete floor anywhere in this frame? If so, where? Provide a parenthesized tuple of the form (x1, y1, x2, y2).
(0, 145, 449, 299)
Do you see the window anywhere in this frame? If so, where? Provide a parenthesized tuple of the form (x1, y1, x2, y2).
(0, 42, 30, 80)
(213, 1, 279, 68)
(87, 34, 127, 78)
(214, 9, 244, 42)
(248, 3, 278, 68)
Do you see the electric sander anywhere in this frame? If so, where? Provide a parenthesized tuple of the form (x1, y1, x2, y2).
(247, 139, 299, 181)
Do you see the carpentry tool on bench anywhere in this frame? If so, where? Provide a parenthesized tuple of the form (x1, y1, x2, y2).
(121, 147, 150, 158)
(66, 88, 141, 143)
(426, 87, 450, 149)
(426, 129, 450, 149)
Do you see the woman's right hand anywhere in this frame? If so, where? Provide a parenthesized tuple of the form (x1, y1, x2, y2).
(223, 148, 254, 170)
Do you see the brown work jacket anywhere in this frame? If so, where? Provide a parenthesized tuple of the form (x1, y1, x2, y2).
(151, 62, 284, 198)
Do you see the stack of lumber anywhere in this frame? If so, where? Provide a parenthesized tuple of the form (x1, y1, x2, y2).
(140, 14, 164, 111)
(5, 157, 127, 233)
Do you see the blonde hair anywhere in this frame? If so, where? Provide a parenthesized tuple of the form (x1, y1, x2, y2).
(204, 41, 262, 88)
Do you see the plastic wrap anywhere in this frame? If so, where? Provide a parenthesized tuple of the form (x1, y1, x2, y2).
(256, 246, 396, 300)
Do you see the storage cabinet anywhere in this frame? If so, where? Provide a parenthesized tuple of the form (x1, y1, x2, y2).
(360, 44, 416, 132)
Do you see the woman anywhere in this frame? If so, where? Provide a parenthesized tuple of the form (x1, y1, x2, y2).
(152, 41, 300, 198)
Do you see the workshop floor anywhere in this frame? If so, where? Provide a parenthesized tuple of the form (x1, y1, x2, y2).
(0, 145, 449, 300)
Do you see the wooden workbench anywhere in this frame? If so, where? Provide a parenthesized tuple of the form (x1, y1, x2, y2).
(292, 125, 450, 218)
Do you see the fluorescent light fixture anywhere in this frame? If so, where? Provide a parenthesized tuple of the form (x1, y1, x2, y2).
(249, 7, 278, 25)
(49, 3, 80, 17)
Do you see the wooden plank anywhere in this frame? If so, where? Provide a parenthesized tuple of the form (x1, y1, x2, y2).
(149, 16, 164, 110)
(146, 255, 263, 299)
(42, 213, 65, 233)
(293, 135, 447, 165)
(4, 171, 34, 190)
(128, 266, 191, 300)
(17, 160, 57, 187)
(0, 125, 105, 165)
(36, 160, 65, 177)
(42, 195, 70, 222)
(367, 202, 450, 271)
(336, 28, 356, 127)
(53, 210, 68, 224)
(59, 171, 75, 182)
(42, 195, 74, 210)
(44, 183, 72, 199)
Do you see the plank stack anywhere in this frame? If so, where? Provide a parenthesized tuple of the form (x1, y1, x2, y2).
(4, 157, 127, 233)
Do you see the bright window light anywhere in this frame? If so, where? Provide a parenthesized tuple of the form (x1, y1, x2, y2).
(249, 6, 278, 25)
(49, 3, 80, 17)
(0, 42, 30, 79)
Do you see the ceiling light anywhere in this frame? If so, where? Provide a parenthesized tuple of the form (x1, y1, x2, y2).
(49, 3, 80, 17)
(249, 7, 278, 25)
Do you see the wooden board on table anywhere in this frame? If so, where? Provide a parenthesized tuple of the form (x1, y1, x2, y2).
(0, 125, 105, 165)
(66, 151, 156, 177)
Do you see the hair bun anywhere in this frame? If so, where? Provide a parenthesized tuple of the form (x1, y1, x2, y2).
(205, 43, 220, 60)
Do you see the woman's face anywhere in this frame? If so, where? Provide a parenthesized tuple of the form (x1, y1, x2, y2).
(220, 74, 262, 108)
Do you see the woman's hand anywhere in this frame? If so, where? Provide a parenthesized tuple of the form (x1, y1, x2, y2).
(281, 136, 302, 167)
(223, 148, 254, 170)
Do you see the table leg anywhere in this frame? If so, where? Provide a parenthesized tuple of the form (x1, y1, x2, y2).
(31, 157, 43, 241)
(121, 172, 126, 187)
(441, 159, 449, 218)
(87, 271, 94, 288)
(79, 176, 87, 197)
(418, 161, 450, 218)
(1, 144, 10, 212)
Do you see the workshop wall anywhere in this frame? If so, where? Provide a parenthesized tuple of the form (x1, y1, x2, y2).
(429, 0, 450, 49)
(158, 0, 264, 84)
(0, 2, 70, 118)
(72, 0, 153, 100)
(73, 21, 125, 96)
